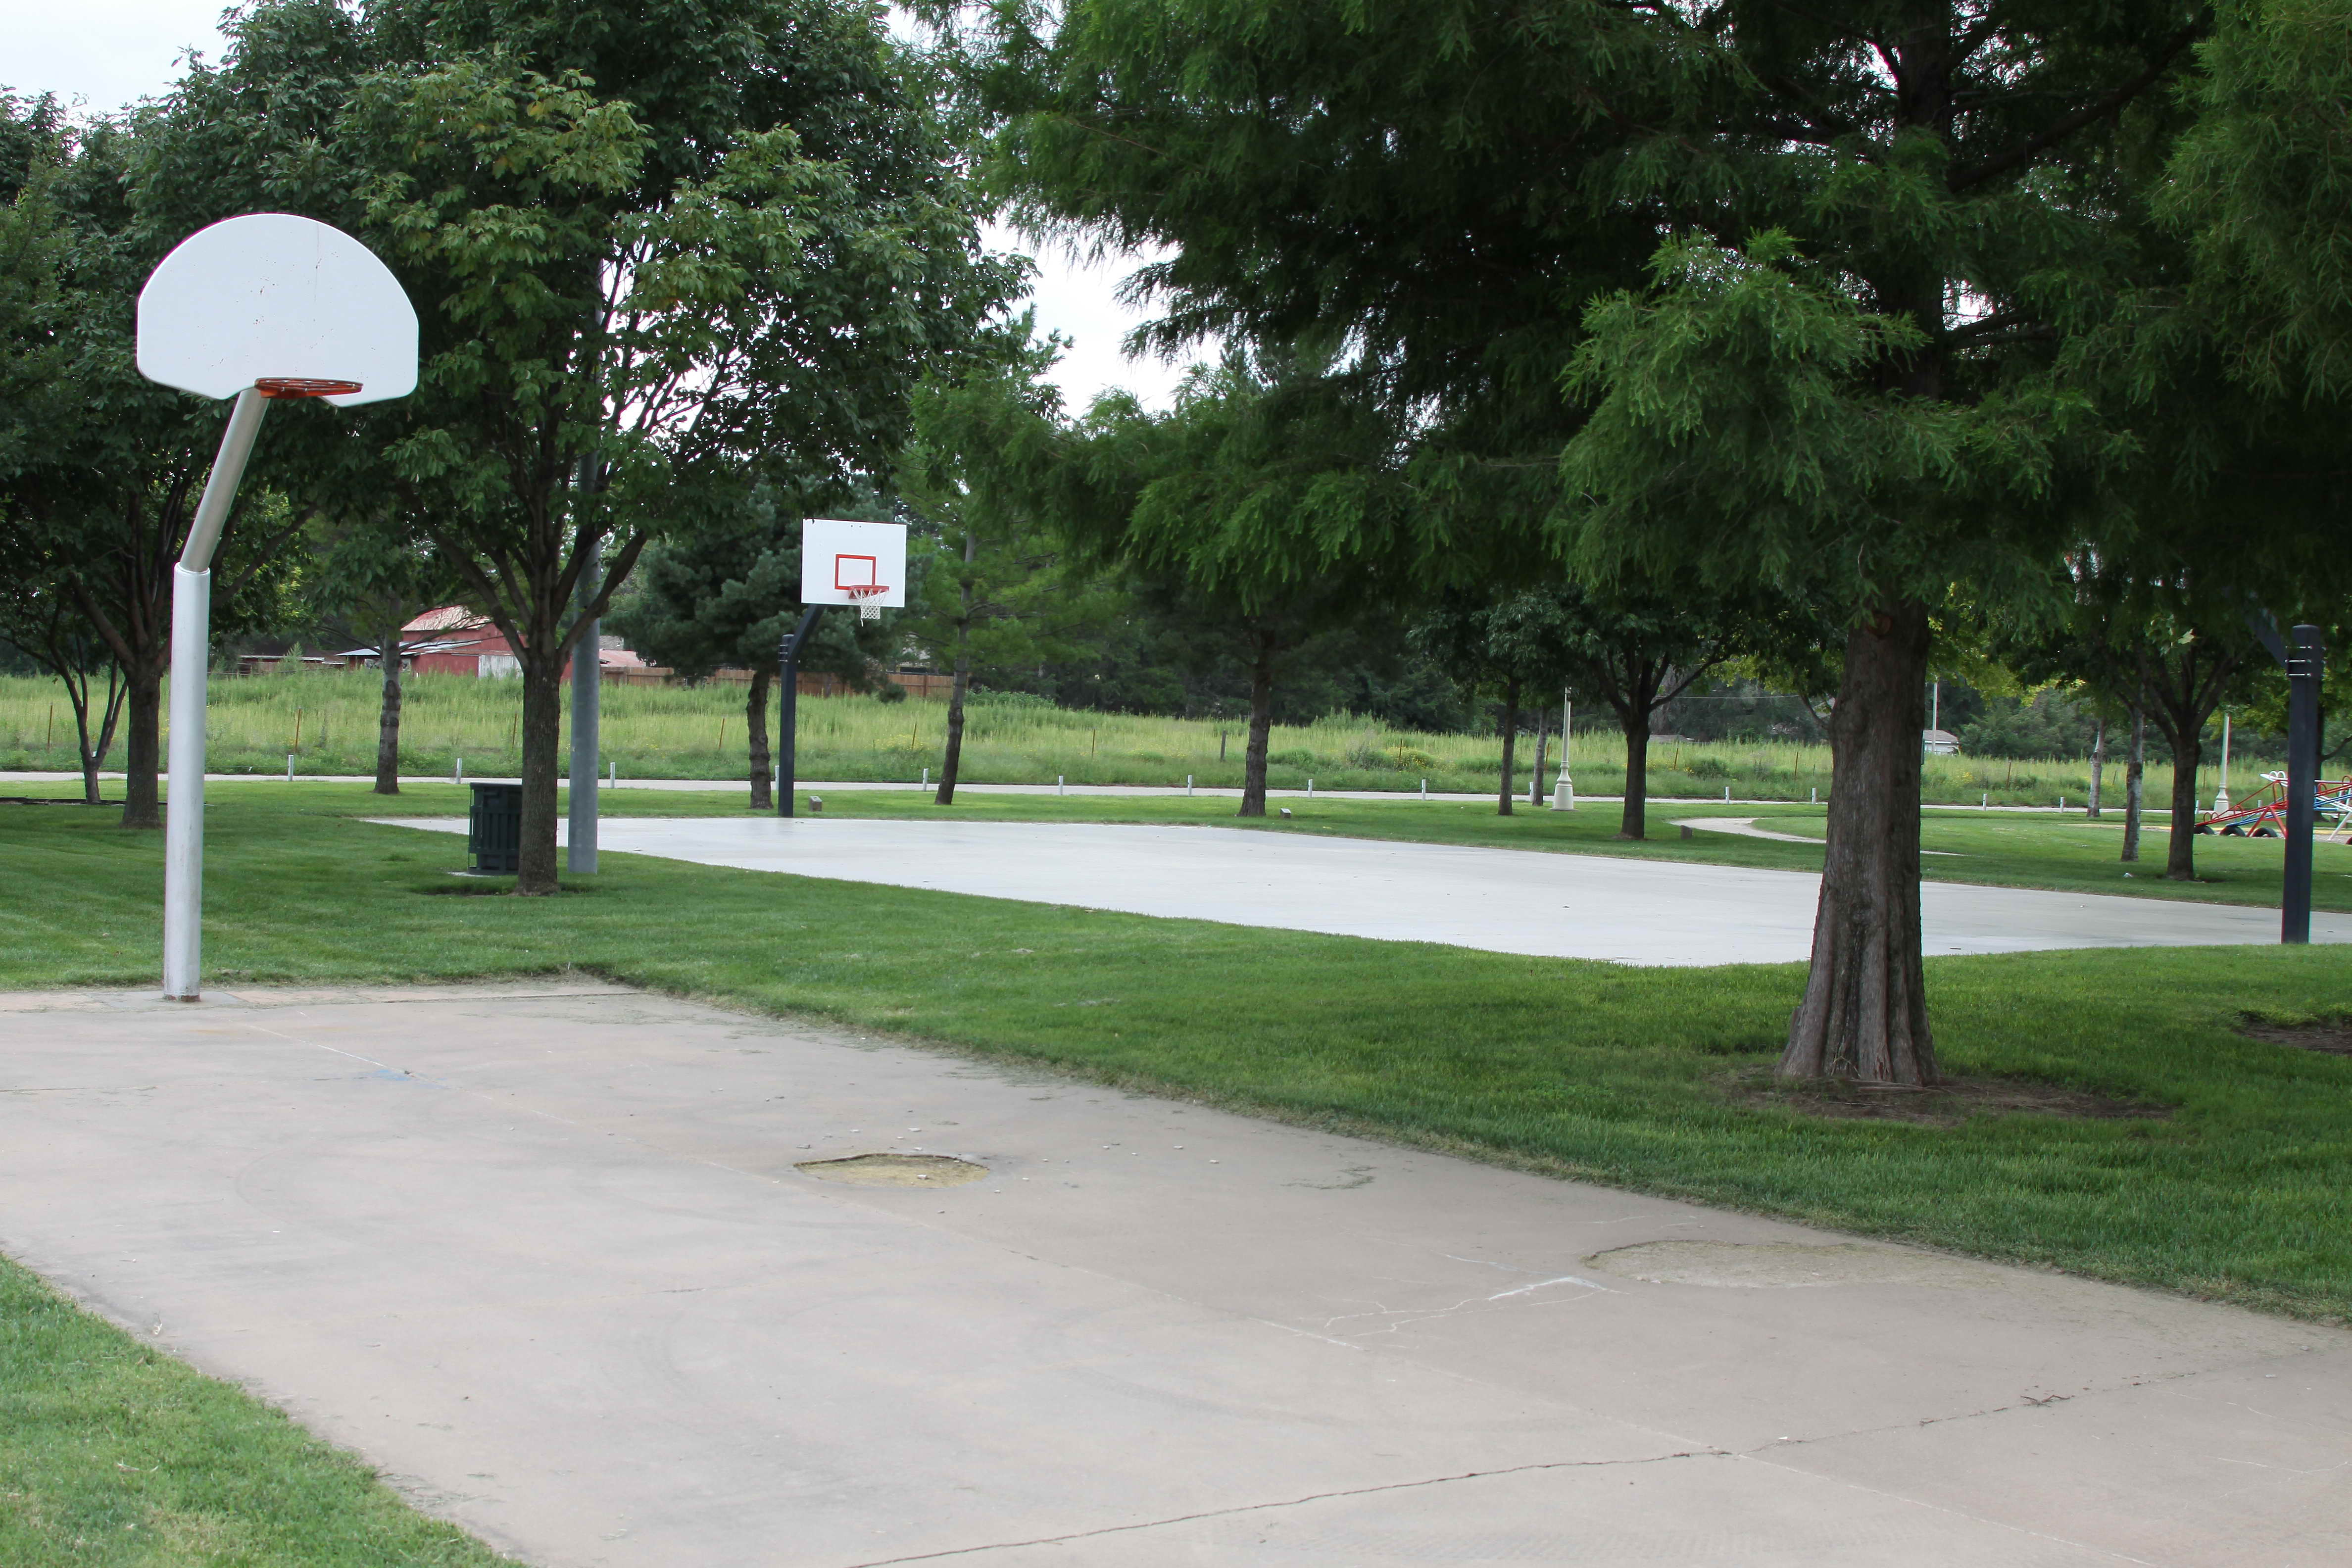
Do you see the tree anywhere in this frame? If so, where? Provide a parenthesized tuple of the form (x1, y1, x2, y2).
(610, 487, 890, 809)
(897, 331, 1105, 803)
(146, 0, 1013, 892)
(1048, 351, 1416, 817)
(954, 1, 2220, 1082)
(0, 575, 125, 804)
(298, 512, 468, 794)
(0, 105, 304, 828)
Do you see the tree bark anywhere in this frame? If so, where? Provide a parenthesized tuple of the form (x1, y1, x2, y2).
(1239, 634, 1274, 818)
(375, 620, 404, 795)
(2086, 716, 2104, 818)
(1778, 602, 1938, 1085)
(516, 657, 565, 894)
(747, 666, 773, 810)
(937, 533, 975, 805)
(2121, 696, 2145, 862)
(1618, 719, 1651, 840)
(1496, 676, 1519, 816)
(120, 666, 162, 830)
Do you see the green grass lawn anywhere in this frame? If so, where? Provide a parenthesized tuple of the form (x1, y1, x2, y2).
(138, 770, 2325, 914)
(5, 784, 2351, 1562)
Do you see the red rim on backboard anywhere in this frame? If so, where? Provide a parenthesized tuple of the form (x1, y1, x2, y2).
(255, 377, 364, 398)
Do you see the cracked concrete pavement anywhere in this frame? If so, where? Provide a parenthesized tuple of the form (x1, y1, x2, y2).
(2, 982, 2347, 1566)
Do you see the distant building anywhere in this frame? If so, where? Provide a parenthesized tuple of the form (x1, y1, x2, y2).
(1922, 729, 1961, 755)
(383, 607, 648, 682)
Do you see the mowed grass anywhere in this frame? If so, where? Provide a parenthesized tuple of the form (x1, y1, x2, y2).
(85, 769, 2314, 913)
(0, 1263, 519, 1568)
(0, 668, 2179, 806)
(3, 785, 2350, 1327)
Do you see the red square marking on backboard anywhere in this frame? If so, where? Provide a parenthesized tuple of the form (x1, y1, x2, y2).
(833, 554, 879, 591)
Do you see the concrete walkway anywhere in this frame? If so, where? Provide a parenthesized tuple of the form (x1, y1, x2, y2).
(383, 816, 2346, 965)
(2, 983, 2343, 1567)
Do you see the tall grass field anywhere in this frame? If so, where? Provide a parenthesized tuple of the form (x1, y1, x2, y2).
(0, 669, 2179, 806)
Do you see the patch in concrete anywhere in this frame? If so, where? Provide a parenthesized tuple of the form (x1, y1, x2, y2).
(794, 1152, 989, 1187)
(1587, 1240, 2002, 1290)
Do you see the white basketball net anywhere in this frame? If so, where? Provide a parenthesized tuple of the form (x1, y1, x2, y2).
(845, 585, 886, 622)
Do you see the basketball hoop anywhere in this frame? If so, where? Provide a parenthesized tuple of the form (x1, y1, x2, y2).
(844, 583, 889, 622)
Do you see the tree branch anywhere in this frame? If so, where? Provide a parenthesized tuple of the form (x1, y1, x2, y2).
(1947, 18, 2209, 193)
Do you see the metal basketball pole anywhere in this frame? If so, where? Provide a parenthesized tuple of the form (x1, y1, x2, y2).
(568, 527, 600, 874)
(2282, 624, 2326, 945)
(163, 387, 271, 1000)
(777, 606, 823, 817)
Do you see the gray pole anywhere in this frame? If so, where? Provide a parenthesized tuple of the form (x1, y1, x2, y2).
(163, 387, 271, 1000)
(2282, 625, 2325, 944)
(567, 536, 600, 874)
(777, 606, 823, 817)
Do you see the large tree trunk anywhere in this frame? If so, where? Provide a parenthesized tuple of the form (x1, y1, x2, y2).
(2151, 703, 2203, 881)
(1778, 602, 1938, 1085)
(516, 657, 565, 894)
(1239, 635, 1274, 818)
(375, 621, 404, 795)
(747, 666, 773, 811)
(1495, 676, 1519, 816)
(2086, 716, 2104, 818)
(120, 665, 163, 830)
(2120, 697, 2146, 862)
(1618, 718, 1651, 840)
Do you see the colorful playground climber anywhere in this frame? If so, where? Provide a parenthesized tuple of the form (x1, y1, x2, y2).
(2194, 772, 2352, 839)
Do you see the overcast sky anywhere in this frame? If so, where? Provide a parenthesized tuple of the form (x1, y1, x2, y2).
(9, 0, 1191, 411)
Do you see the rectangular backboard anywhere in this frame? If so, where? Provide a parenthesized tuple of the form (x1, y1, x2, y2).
(800, 518, 907, 608)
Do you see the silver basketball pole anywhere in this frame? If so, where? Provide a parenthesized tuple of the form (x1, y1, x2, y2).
(164, 387, 270, 1000)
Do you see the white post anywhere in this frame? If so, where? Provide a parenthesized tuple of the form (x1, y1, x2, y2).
(1057, 775, 1065, 795)
(1420, 778, 1427, 799)
(162, 388, 269, 1001)
(455, 756, 463, 785)
(1186, 774, 1193, 796)
(1307, 778, 1314, 798)
(1553, 694, 1573, 810)
(285, 753, 294, 781)
(922, 766, 929, 789)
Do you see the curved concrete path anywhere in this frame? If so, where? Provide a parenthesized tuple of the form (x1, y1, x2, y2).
(383, 816, 2349, 966)
(3, 983, 2344, 1567)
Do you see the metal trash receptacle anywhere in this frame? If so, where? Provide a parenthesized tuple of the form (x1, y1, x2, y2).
(467, 782, 523, 874)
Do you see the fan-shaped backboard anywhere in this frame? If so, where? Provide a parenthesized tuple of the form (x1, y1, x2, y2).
(137, 213, 418, 407)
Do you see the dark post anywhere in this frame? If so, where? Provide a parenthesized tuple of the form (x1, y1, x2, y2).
(777, 606, 824, 818)
(2283, 625, 2326, 944)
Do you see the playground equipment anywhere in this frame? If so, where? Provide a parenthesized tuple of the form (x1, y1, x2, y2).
(2195, 772, 2352, 841)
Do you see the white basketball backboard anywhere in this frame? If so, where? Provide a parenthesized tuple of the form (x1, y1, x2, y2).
(801, 518, 907, 608)
(137, 213, 418, 407)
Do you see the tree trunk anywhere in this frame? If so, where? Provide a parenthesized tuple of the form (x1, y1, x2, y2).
(2120, 697, 2145, 862)
(937, 538, 975, 805)
(375, 621, 404, 795)
(2086, 716, 2104, 818)
(120, 665, 162, 830)
(1239, 635, 1274, 818)
(1618, 718, 1650, 840)
(1778, 602, 1937, 1085)
(747, 666, 773, 811)
(516, 656, 565, 894)
(1496, 676, 1519, 816)
(2151, 704, 2203, 881)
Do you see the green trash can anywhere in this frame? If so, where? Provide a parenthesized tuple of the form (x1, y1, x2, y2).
(467, 782, 523, 874)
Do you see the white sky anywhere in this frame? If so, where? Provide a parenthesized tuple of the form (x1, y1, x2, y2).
(7, 0, 1189, 412)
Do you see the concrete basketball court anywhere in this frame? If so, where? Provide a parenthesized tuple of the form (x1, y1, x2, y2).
(3, 982, 2347, 1567)
(387, 816, 2352, 965)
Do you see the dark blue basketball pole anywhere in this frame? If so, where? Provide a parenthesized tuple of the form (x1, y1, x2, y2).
(777, 606, 824, 818)
(2249, 613, 2327, 945)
